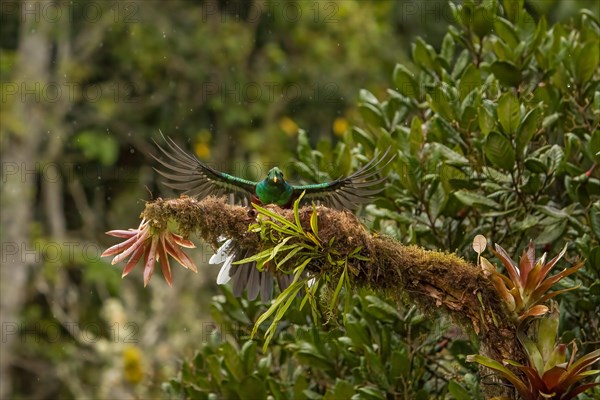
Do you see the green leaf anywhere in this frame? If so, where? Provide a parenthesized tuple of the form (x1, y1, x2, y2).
(517, 107, 541, 153)
(330, 264, 346, 316)
(359, 103, 385, 128)
(524, 158, 547, 173)
(428, 86, 456, 121)
(393, 64, 419, 98)
(541, 113, 560, 130)
(494, 17, 519, 48)
(412, 37, 437, 73)
(589, 130, 600, 162)
(310, 205, 319, 238)
(590, 202, 600, 240)
(502, 0, 524, 23)
(484, 131, 516, 170)
(459, 64, 482, 100)
(440, 33, 456, 63)
(448, 380, 471, 400)
(324, 379, 355, 400)
(344, 313, 370, 348)
(489, 61, 522, 87)
(359, 89, 379, 105)
(497, 91, 520, 134)
(409, 116, 424, 153)
(352, 127, 375, 148)
(478, 103, 496, 134)
(239, 376, 266, 400)
(575, 41, 600, 84)
(353, 386, 385, 400)
(472, 6, 494, 38)
(454, 190, 500, 209)
(364, 295, 400, 322)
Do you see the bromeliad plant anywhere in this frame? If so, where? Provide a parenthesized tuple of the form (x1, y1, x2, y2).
(468, 304, 600, 400)
(477, 237, 584, 321)
(101, 218, 198, 287)
(470, 237, 599, 399)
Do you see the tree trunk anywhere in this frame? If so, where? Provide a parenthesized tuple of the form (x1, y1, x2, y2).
(0, 1, 53, 396)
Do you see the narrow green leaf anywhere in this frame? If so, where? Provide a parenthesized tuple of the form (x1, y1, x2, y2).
(466, 354, 531, 398)
(330, 264, 347, 316)
(310, 205, 319, 237)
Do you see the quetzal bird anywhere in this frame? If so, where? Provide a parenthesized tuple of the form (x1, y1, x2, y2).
(153, 135, 393, 302)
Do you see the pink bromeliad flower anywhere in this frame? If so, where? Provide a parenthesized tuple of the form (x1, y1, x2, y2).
(101, 219, 197, 287)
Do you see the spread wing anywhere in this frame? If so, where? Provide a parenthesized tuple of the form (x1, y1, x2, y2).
(292, 148, 394, 210)
(151, 133, 257, 205)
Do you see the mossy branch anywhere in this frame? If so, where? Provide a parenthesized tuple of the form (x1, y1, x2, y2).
(142, 196, 526, 366)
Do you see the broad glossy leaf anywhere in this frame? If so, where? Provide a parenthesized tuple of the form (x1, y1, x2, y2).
(448, 380, 471, 400)
(454, 190, 500, 209)
(575, 41, 600, 84)
(490, 61, 522, 87)
(484, 131, 516, 170)
(497, 91, 520, 134)
(517, 107, 541, 153)
(393, 64, 419, 98)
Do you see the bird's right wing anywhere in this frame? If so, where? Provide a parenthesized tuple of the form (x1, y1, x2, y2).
(151, 133, 257, 205)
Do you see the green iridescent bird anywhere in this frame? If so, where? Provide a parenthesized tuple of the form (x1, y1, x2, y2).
(152, 135, 393, 301)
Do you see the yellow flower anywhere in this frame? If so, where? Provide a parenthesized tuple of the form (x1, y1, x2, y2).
(123, 345, 144, 385)
(194, 142, 211, 159)
(333, 117, 349, 137)
(279, 117, 298, 136)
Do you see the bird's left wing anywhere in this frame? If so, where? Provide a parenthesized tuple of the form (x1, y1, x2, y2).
(292, 148, 395, 210)
(151, 134, 257, 205)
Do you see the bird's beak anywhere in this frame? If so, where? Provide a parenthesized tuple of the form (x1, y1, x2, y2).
(273, 177, 278, 183)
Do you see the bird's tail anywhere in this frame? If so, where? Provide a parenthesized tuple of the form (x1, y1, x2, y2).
(210, 238, 295, 302)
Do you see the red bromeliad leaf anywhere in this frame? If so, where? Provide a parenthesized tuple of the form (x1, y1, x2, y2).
(524, 254, 547, 294)
(505, 359, 547, 393)
(559, 349, 600, 388)
(519, 240, 536, 287)
(530, 261, 585, 301)
(102, 219, 199, 286)
(536, 243, 568, 283)
(490, 275, 516, 311)
(170, 233, 196, 248)
(158, 236, 173, 287)
(534, 285, 582, 306)
(493, 244, 521, 289)
(143, 236, 159, 287)
(562, 381, 600, 400)
(122, 245, 145, 278)
(518, 304, 549, 321)
(164, 237, 198, 272)
(541, 365, 567, 390)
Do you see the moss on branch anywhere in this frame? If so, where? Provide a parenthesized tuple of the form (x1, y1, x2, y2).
(142, 196, 525, 366)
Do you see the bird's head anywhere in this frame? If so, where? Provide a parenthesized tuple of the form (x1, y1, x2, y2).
(267, 167, 285, 185)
